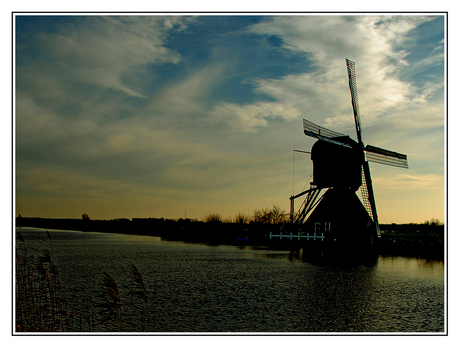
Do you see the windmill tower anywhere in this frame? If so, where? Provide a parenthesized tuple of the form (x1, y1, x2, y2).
(288, 59, 408, 244)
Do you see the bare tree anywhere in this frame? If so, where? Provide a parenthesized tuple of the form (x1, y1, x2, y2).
(252, 205, 288, 224)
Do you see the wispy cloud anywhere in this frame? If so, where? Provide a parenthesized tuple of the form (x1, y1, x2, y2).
(150, 64, 226, 115)
(241, 15, 438, 127)
(21, 16, 195, 97)
(374, 173, 443, 188)
(209, 101, 300, 132)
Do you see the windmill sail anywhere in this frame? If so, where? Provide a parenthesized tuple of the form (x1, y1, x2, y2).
(346, 58, 380, 237)
(361, 162, 380, 236)
(365, 145, 409, 168)
(346, 58, 363, 145)
(303, 119, 353, 148)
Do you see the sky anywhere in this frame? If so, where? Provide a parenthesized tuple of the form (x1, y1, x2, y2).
(14, 14, 446, 224)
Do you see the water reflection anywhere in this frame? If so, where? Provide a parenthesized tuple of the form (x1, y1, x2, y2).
(253, 246, 379, 268)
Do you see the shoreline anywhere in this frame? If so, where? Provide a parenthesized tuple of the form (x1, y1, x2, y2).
(15, 217, 444, 261)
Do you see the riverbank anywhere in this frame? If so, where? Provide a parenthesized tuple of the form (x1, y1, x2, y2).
(15, 217, 444, 260)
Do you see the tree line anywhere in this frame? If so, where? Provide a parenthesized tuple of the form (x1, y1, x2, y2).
(203, 205, 289, 225)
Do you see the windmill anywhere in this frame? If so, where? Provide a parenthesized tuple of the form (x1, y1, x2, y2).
(288, 58, 408, 244)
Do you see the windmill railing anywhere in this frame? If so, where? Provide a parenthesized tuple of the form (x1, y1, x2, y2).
(269, 230, 325, 241)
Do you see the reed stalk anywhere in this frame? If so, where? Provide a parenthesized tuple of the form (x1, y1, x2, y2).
(15, 231, 73, 331)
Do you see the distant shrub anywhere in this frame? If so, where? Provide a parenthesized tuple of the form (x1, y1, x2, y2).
(233, 212, 250, 224)
(204, 213, 223, 223)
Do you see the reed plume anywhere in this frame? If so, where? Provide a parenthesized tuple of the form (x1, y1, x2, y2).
(130, 262, 148, 331)
(97, 272, 123, 331)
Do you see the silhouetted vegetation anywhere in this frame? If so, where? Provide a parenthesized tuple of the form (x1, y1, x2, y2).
(204, 213, 223, 223)
(377, 222, 444, 259)
(15, 211, 444, 259)
(252, 205, 289, 224)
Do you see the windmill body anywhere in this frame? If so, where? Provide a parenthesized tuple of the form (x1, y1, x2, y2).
(305, 187, 373, 243)
(283, 59, 408, 245)
(311, 136, 363, 191)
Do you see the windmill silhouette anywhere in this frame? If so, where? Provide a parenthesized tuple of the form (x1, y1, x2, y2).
(287, 59, 408, 244)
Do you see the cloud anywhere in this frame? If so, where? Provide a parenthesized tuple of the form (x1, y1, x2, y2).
(375, 173, 443, 187)
(199, 14, 445, 171)
(198, 16, 437, 138)
(247, 16, 428, 64)
(150, 64, 226, 116)
(241, 15, 437, 126)
(29, 16, 196, 97)
(208, 101, 300, 132)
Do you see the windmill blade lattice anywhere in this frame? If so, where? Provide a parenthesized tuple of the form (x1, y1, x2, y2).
(360, 165, 375, 221)
(346, 58, 363, 145)
(346, 58, 380, 236)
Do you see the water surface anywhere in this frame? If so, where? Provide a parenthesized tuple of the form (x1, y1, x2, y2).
(15, 228, 444, 333)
